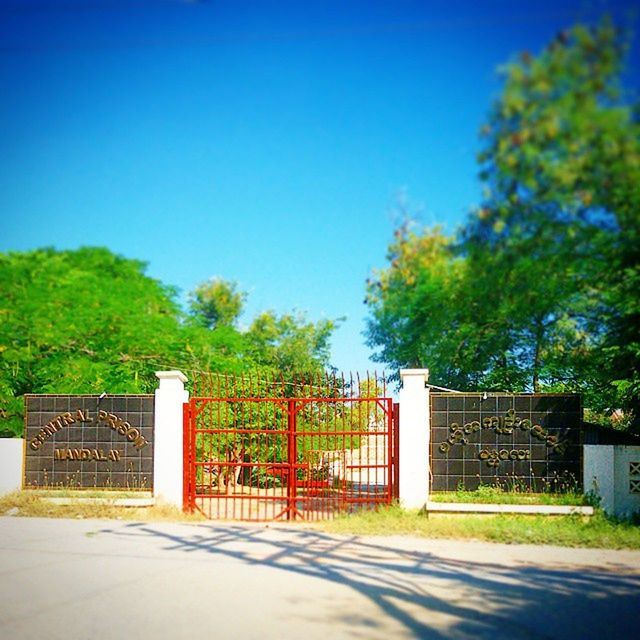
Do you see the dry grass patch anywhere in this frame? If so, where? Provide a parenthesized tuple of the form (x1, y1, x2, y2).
(4, 491, 639, 550)
(0, 490, 205, 523)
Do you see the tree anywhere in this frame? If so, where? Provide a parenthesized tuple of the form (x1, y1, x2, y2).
(186, 277, 340, 373)
(188, 278, 246, 329)
(367, 224, 470, 386)
(471, 16, 639, 420)
(366, 17, 640, 426)
(0, 248, 340, 435)
(0, 247, 185, 435)
(365, 217, 535, 390)
(246, 310, 337, 373)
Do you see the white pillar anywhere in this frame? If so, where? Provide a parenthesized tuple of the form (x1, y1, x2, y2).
(399, 368, 430, 509)
(0, 438, 24, 495)
(154, 371, 188, 508)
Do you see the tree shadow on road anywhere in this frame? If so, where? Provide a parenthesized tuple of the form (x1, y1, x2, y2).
(98, 521, 640, 639)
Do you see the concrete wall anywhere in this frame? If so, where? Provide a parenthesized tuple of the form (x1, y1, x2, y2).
(613, 446, 640, 518)
(584, 445, 615, 514)
(584, 444, 640, 518)
(12, 374, 640, 522)
(0, 372, 189, 507)
(0, 438, 24, 495)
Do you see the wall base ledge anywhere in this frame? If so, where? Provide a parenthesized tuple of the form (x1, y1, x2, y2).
(426, 501, 594, 516)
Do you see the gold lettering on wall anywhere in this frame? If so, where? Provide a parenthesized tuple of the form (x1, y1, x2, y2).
(54, 448, 122, 462)
(29, 408, 150, 451)
(438, 408, 568, 467)
(479, 448, 531, 467)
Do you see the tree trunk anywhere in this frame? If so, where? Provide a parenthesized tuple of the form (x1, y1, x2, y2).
(532, 319, 544, 393)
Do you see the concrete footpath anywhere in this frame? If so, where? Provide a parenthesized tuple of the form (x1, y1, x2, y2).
(1, 516, 639, 640)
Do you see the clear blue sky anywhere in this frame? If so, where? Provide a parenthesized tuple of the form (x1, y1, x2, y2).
(1, 0, 638, 375)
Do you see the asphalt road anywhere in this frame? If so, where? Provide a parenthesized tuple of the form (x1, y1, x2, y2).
(1, 516, 639, 640)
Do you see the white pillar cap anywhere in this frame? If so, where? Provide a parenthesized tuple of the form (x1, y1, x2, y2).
(155, 370, 188, 383)
(400, 369, 429, 382)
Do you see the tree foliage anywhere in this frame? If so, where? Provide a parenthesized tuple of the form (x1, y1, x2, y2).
(0, 247, 338, 436)
(188, 277, 246, 329)
(246, 311, 336, 373)
(366, 225, 480, 387)
(366, 17, 640, 427)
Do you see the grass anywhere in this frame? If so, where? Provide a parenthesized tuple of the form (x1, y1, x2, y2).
(0, 490, 205, 523)
(430, 484, 589, 506)
(24, 489, 153, 500)
(316, 504, 640, 550)
(2, 489, 639, 550)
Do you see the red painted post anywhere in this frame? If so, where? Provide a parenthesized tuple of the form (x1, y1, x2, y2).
(287, 398, 298, 520)
(182, 401, 191, 512)
(393, 402, 400, 501)
(190, 401, 198, 514)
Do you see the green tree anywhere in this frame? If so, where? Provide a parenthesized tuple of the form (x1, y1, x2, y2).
(471, 16, 639, 420)
(188, 277, 246, 329)
(186, 277, 340, 374)
(367, 225, 467, 385)
(0, 247, 184, 435)
(0, 248, 340, 436)
(365, 219, 531, 390)
(366, 17, 640, 426)
(246, 311, 337, 373)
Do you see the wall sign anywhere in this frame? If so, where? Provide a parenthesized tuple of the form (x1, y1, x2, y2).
(430, 393, 581, 492)
(24, 395, 154, 490)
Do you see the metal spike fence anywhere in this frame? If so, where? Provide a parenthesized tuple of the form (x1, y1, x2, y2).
(183, 371, 397, 521)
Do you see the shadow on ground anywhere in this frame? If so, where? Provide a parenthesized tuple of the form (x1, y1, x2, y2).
(98, 521, 640, 639)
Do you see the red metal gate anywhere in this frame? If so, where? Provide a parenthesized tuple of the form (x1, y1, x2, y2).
(183, 372, 397, 521)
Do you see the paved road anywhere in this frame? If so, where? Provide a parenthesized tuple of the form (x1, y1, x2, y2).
(1, 516, 639, 640)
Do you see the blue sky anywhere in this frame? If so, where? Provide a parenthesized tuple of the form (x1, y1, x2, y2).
(1, 0, 638, 376)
